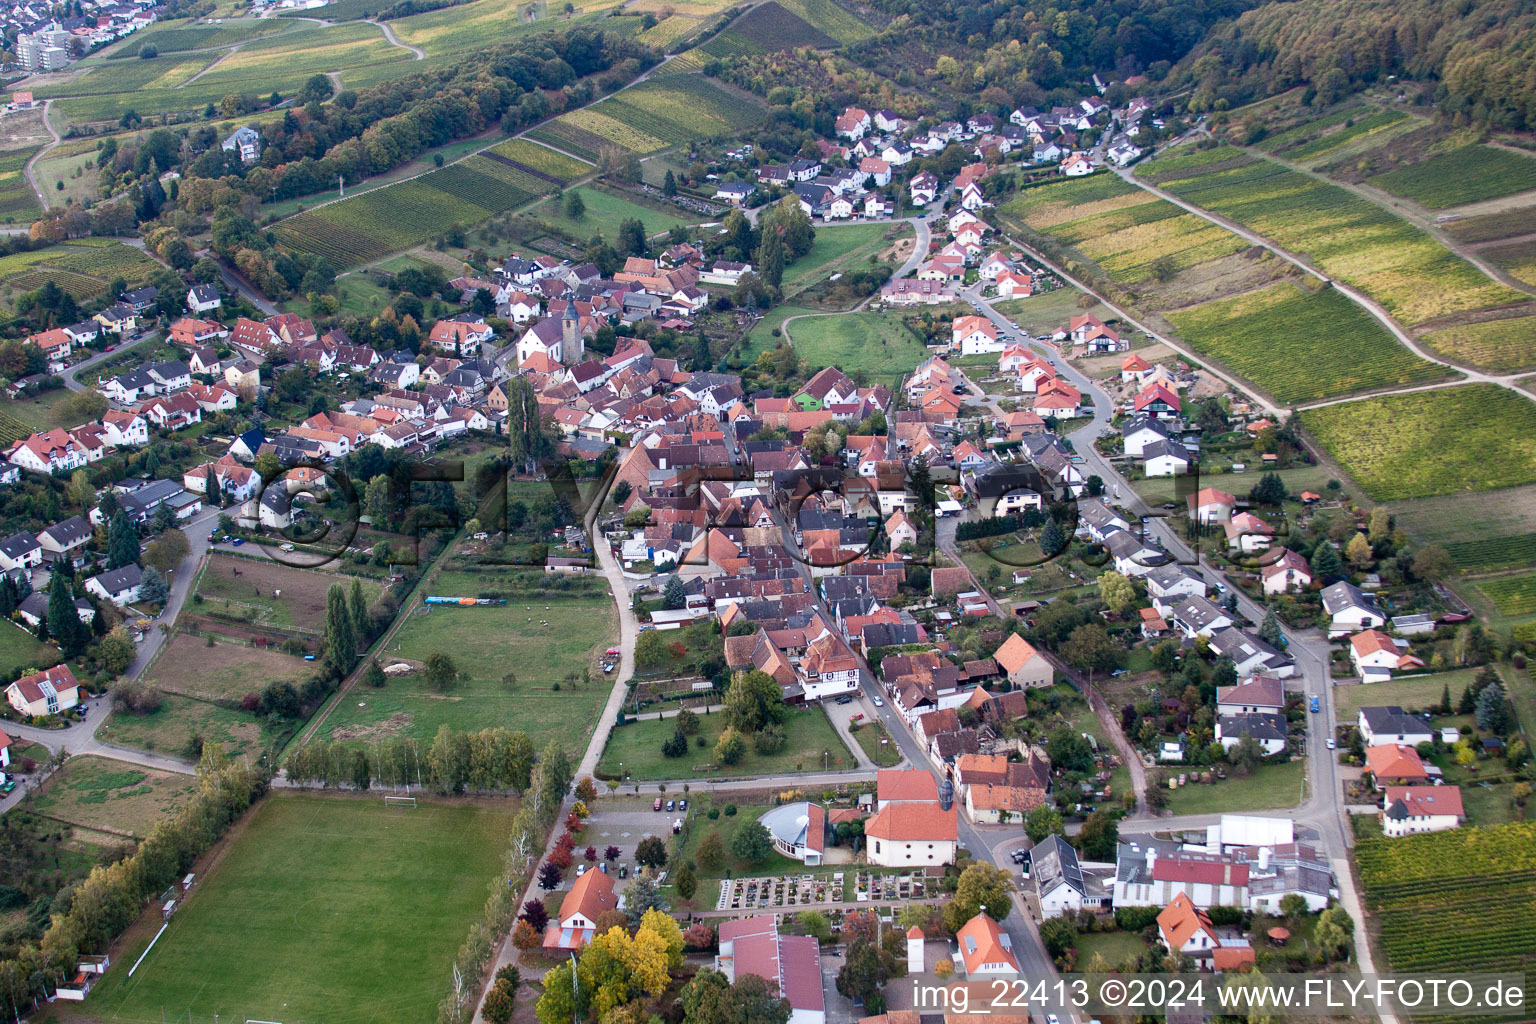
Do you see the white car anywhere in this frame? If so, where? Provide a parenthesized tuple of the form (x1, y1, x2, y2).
(1326, 738, 1336, 750)
(872, 696, 884, 707)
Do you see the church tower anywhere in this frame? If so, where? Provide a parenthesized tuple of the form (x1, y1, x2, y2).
(562, 303, 582, 363)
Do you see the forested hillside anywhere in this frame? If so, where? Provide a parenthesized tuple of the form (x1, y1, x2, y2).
(1172, 0, 1536, 130)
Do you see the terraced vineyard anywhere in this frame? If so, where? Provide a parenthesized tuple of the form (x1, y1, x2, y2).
(1446, 533, 1536, 573)
(1357, 822, 1536, 1017)
(0, 150, 40, 222)
(0, 240, 158, 312)
(773, 0, 874, 42)
(1482, 239, 1536, 288)
(1300, 384, 1536, 500)
(727, 0, 838, 48)
(1143, 145, 1525, 328)
(276, 150, 566, 266)
(108, 18, 287, 57)
(1421, 316, 1536, 373)
(1167, 282, 1446, 403)
(1275, 109, 1410, 162)
(1368, 145, 1536, 209)
(528, 75, 763, 158)
(1476, 572, 1536, 616)
(0, 408, 31, 446)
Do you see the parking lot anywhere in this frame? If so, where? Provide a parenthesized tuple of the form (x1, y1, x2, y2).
(579, 798, 684, 888)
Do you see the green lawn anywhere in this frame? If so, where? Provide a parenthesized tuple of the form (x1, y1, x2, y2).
(85, 793, 514, 1024)
(0, 620, 60, 677)
(1162, 757, 1306, 815)
(28, 755, 199, 838)
(317, 572, 618, 754)
(1073, 928, 1150, 970)
(96, 693, 288, 763)
(781, 222, 893, 296)
(739, 303, 814, 364)
(672, 799, 808, 879)
(598, 705, 853, 780)
(535, 186, 701, 243)
(784, 310, 931, 378)
(993, 287, 1109, 338)
(850, 721, 902, 766)
(1333, 668, 1482, 717)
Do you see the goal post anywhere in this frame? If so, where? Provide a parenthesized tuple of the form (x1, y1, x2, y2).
(384, 795, 417, 808)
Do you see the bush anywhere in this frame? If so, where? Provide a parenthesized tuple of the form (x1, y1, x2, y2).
(753, 723, 786, 754)
(723, 803, 737, 816)
(111, 680, 162, 715)
(661, 731, 688, 758)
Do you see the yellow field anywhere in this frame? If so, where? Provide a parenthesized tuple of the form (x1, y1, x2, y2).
(563, 107, 666, 153)
(627, 0, 736, 13)
(390, 0, 605, 53)
(1025, 190, 1156, 230)
(638, 14, 700, 46)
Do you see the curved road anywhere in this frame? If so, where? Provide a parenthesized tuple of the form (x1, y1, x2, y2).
(367, 19, 426, 60)
(21, 99, 61, 210)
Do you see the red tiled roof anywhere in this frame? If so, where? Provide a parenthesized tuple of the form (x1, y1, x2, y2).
(865, 801, 958, 842)
(877, 768, 938, 803)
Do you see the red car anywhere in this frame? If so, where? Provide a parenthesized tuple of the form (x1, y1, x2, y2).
(653, 797, 663, 811)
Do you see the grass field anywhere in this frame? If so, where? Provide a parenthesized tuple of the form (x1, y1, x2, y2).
(195, 556, 380, 633)
(597, 706, 852, 780)
(993, 287, 1110, 337)
(1145, 146, 1525, 328)
(97, 692, 285, 761)
(146, 633, 314, 702)
(86, 793, 514, 1024)
(534, 186, 700, 242)
(317, 571, 617, 752)
(784, 309, 931, 378)
(1299, 384, 1536, 500)
(1166, 281, 1447, 403)
(1333, 668, 1482, 716)
(1368, 145, 1536, 209)
(1421, 316, 1536, 373)
(32, 140, 101, 208)
(28, 755, 200, 838)
(780, 222, 897, 297)
(0, 620, 61, 676)
(1162, 757, 1305, 815)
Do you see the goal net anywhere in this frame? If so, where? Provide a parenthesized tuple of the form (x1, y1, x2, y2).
(384, 795, 417, 808)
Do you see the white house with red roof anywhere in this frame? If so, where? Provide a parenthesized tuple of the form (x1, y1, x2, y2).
(1113, 845, 1251, 908)
(993, 634, 1053, 688)
(5, 428, 86, 474)
(952, 315, 1000, 355)
(541, 868, 617, 952)
(6, 665, 80, 718)
(876, 768, 938, 809)
(1067, 314, 1121, 352)
(1382, 786, 1463, 837)
(1187, 487, 1236, 524)
(1260, 548, 1311, 595)
(955, 913, 1019, 977)
(1121, 352, 1152, 382)
(993, 268, 1032, 298)
(1349, 629, 1423, 681)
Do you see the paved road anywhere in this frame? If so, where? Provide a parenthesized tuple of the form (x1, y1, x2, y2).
(21, 99, 60, 210)
(60, 331, 160, 393)
(959, 277, 1389, 1004)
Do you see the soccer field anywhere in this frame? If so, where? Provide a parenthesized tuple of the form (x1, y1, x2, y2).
(86, 793, 513, 1024)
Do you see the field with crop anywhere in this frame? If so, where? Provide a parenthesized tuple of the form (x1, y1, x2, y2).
(1255, 106, 1365, 154)
(1368, 145, 1536, 209)
(1475, 572, 1536, 616)
(29, 756, 200, 838)
(1443, 206, 1536, 245)
(1299, 384, 1536, 500)
(0, 239, 157, 311)
(774, 0, 873, 42)
(1002, 174, 1245, 284)
(530, 75, 763, 158)
(1446, 533, 1536, 573)
(107, 17, 287, 57)
(728, 0, 838, 47)
(1420, 316, 1536, 373)
(1167, 282, 1446, 403)
(1273, 109, 1412, 163)
(1356, 822, 1536, 1009)
(637, 14, 701, 48)
(276, 147, 566, 267)
(0, 149, 40, 223)
(318, 571, 616, 751)
(487, 138, 591, 182)
(1482, 240, 1536, 288)
(1145, 146, 1525, 327)
(389, 0, 607, 56)
(85, 793, 514, 1024)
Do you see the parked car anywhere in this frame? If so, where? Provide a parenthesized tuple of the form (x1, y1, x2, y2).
(665, 800, 675, 812)
(619, 864, 630, 879)
(835, 695, 853, 705)
(230, 537, 245, 546)
(678, 799, 688, 811)
(653, 797, 663, 811)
